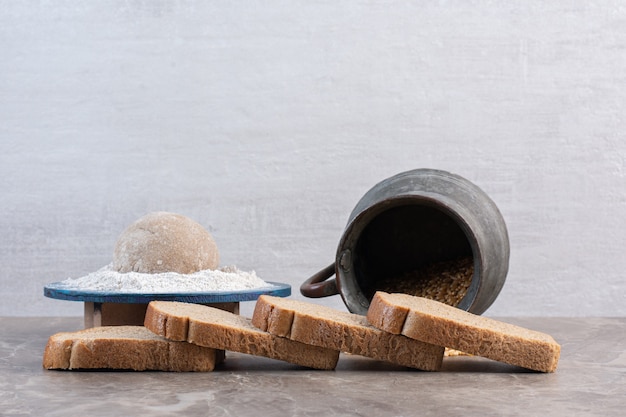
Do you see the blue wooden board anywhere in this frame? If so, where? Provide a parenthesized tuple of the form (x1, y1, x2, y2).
(44, 281, 291, 304)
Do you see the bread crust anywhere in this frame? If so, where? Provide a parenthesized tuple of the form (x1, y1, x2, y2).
(145, 301, 339, 370)
(43, 326, 217, 371)
(252, 295, 444, 371)
(367, 292, 561, 372)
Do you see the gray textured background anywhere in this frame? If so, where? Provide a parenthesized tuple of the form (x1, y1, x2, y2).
(2, 1, 625, 317)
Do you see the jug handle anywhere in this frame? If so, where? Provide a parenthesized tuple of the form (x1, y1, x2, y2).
(300, 263, 339, 298)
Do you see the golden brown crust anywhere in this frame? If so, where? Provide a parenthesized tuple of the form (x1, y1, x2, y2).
(366, 291, 410, 334)
(252, 295, 444, 371)
(145, 301, 339, 370)
(251, 296, 294, 337)
(42, 326, 216, 371)
(42, 337, 73, 369)
(367, 292, 561, 372)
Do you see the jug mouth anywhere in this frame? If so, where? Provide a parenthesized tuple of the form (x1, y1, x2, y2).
(336, 195, 481, 314)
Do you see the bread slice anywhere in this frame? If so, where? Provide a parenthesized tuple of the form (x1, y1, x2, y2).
(367, 292, 561, 372)
(251, 295, 444, 371)
(144, 301, 340, 370)
(43, 325, 217, 371)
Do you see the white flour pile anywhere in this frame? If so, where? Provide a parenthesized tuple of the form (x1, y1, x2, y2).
(59, 265, 274, 293)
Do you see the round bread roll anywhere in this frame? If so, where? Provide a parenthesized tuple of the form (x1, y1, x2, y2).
(112, 212, 219, 274)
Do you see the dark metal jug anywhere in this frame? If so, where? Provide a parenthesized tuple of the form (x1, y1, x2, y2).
(300, 168, 510, 315)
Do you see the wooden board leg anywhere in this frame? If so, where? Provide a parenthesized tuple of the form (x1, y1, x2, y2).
(203, 302, 240, 314)
(84, 302, 241, 328)
(84, 302, 102, 328)
(84, 302, 147, 328)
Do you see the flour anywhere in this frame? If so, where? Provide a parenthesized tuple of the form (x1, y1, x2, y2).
(59, 264, 274, 293)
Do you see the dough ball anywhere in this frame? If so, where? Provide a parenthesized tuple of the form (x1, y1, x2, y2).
(112, 212, 219, 274)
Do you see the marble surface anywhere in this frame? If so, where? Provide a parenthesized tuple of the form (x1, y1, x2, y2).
(1, 317, 624, 416)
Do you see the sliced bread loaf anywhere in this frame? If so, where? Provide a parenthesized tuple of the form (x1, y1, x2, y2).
(251, 295, 444, 371)
(43, 325, 217, 371)
(367, 292, 561, 372)
(144, 301, 340, 370)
